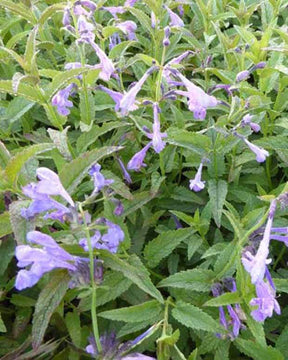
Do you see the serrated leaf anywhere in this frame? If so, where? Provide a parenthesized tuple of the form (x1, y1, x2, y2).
(276, 323, 288, 358)
(208, 180, 228, 227)
(47, 127, 72, 161)
(9, 200, 35, 244)
(235, 338, 284, 360)
(99, 252, 163, 303)
(204, 292, 241, 307)
(32, 270, 70, 349)
(5, 143, 54, 186)
(102, 170, 133, 200)
(0, 80, 44, 103)
(0, 0, 37, 24)
(38, 3, 67, 26)
(122, 191, 156, 217)
(59, 146, 122, 194)
(24, 25, 38, 75)
(0, 212, 12, 238)
(65, 311, 81, 347)
(109, 40, 138, 59)
(144, 228, 194, 268)
(158, 269, 215, 292)
(99, 300, 162, 322)
(172, 301, 221, 332)
(0, 236, 14, 275)
(167, 128, 211, 155)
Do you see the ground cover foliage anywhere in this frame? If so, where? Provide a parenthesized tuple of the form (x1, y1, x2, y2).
(1, 0, 288, 359)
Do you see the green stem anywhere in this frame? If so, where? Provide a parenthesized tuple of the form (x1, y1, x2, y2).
(79, 203, 102, 354)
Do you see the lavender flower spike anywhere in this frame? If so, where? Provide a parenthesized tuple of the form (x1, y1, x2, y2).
(15, 231, 77, 290)
(242, 199, 277, 284)
(189, 162, 205, 192)
(242, 114, 261, 133)
(164, 5, 184, 27)
(89, 163, 114, 193)
(151, 103, 167, 153)
(36, 167, 74, 206)
(127, 142, 152, 171)
(89, 42, 115, 81)
(77, 15, 95, 43)
(250, 280, 281, 322)
(52, 83, 75, 116)
(236, 70, 250, 82)
(116, 21, 137, 40)
(243, 138, 269, 163)
(119, 67, 156, 116)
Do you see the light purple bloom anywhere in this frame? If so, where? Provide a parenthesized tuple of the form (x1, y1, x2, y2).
(102, 6, 126, 18)
(77, 15, 95, 43)
(36, 167, 74, 206)
(119, 67, 156, 116)
(124, 0, 138, 6)
(151, 11, 157, 29)
(242, 114, 261, 133)
(127, 142, 152, 171)
(89, 42, 115, 81)
(175, 72, 218, 119)
(80, 220, 124, 254)
(52, 83, 75, 116)
(178, 4, 184, 17)
(164, 5, 184, 27)
(122, 355, 156, 360)
(15, 231, 77, 290)
(227, 305, 241, 338)
(62, 7, 71, 26)
(145, 103, 167, 153)
(117, 157, 132, 184)
(163, 26, 170, 47)
(89, 163, 114, 193)
(98, 85, 138, 113)
(243, 138, 269, 162)
(116, 21, 137, 40)
(242, 200, 277, 284)
(189, 162, 205, 192)
(236, 70, 250, 82)
(75, 0, 97, 12)
(109, 33, 121, 50)
(250, 280, 281, 322)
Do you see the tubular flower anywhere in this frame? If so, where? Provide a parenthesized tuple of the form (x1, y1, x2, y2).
(241, 114, 261, 133)
(52, 83, 75, 116)
(89, 163, 114, 194)
(89, 42, 115, 81)
(164, 5, 184, 27)
(127, 142, 152, 171)
(97, 85, 138, 113)
(116, 21, 137, 40)
(189, 162, 205, 192)
(145, 103, 167, 153)
(243, 138, 269, 162)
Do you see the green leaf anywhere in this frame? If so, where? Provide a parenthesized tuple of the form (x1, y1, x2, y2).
(65, 311, 81, 347)
(0, 236, 15, 274)
(32, 270, 70, 349)
(0, 80, 44, 103)
(109, 40, 138, 59)
(24, 25, 38, 75)
(207, 180, 228, 227)
(100, 252, 164, 303)
(144, 228, 194, 268)
(122, 191, 156, 217)
(0, 141, 11, 168)
(273, 278, 288, 293)
(9, 200, 35, 244)
(47, 127, 72, 161)
(129, 8, 154, 38)
(5, 143, 54, 186)
(276, 323, 288, 358)
(99, 300, 162, 323)
(235, 338, 284, 360)
(79, 90, 95, 130)
(204, 292, 241, 307)
(0, 212, 12, 238)
(158, 269, 215, 292)
(167, 128, 211, 155)
(38, 3, 67, 26)
(0, 314, 6, 333)
(59, 146, 122, 194)
(172, 301, 221, 332)
(0, 0, 37, 24)
(102, 170, 133, 200)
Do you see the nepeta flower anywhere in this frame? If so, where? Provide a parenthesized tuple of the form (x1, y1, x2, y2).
(89, 163, 114, 194)
(124, 0, 138, 6)
(62, 6, 71, 26)
(250, 280, 281, 322)
(242, 200, 277, 284)
(98, 85, 138, 113)
(52, 83, 75, 116)
(236, 70, 250, 82)
(116, 21, 137, 40)
(189, 162, 205, 192)
(243, 138, 269, 163)
(151, 11, 157, 29)
(117, 157, 132, 184)
(103, 6, 126, 18)
(163, 26, 170, 47)
(242, 114, 261, 133)
(164, 5, 184, 27)
(79, 220, 124, 254)
(127, 142, 152, 171)
(77, 15, 95, 43)
(15, 231, 77, 290)
(119, 67, 156, 116)
(175, 71, 218, 119)
(145, 103, 167, 153)
(89, 42, 115, 81)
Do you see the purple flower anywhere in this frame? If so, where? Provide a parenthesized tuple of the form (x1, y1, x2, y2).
(250, 280, 281, 322)
(145, 103, 167, 153)
(243, 138, 269, 162)
(77, 15, 95, 43)
(89, 42, 115, 81)
(227, 305, 241, 338)
(102, 6, 126, 18)
(119, 67, 156, 116)
(89, 163, 114, 194)
(122, 355, 156, 360)
(164, 5, 184, 27)
(109, 33, 121, 50)
(117, 157, 132, 184)
(62, 6, 71, 26)
(112, 199, 124, 216)
(189, 162, 205, 192)
(236, 70, 250, 82)
(175, 72, 218, 119)
(163, 26, 170, 47)
(242, 200, 277, 284)
(127, 142, 152, 171)
(75, 0, 97, 12)
(178, 4, 184, 17)
(151, 11, 157, 29)
(97, 85, 138, 113)
(124, 0, 138, 6)
(116, 21, 137, 40)
(242, 114, 261, 133)
(15, 231, 77, 290)
(80, 219, 124, 254)
(36, 168, 74, 206)
(52, 83, 75, 116)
